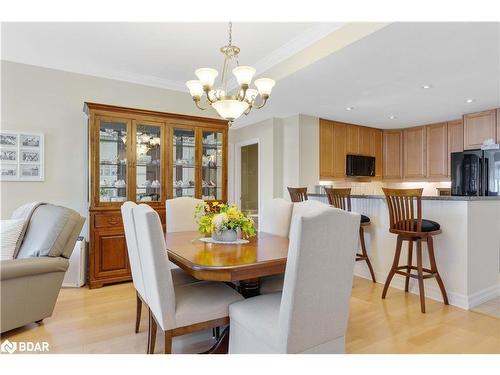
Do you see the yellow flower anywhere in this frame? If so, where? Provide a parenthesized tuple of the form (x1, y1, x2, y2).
(227, 206, 240, 220)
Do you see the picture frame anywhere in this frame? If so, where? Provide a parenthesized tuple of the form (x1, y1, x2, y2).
(0, 130, 44, 181)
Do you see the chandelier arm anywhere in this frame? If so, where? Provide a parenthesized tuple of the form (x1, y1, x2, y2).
(243, 106, 252, 116)
(205, 89, 217, 104)
(194, 98, 209, 111)
(254, 95, 269, 109)
(238, 86, 248, 101)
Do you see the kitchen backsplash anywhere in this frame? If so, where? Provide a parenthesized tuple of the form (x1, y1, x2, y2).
(316, 180, 452, 196)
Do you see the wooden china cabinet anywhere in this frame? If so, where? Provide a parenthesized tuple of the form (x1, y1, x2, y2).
(84, 103, 228, 288)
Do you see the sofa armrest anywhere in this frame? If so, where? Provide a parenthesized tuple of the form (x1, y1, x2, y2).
(0, 257, 69, 281)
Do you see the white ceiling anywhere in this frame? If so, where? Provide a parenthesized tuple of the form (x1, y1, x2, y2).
(2, 22, 499, 129)
(235, 22, 500, 128)
(1, 22, 342, 90)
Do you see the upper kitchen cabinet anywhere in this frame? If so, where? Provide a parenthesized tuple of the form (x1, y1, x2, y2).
(358, 126, 372, 156)
(346, 124, 359, 155)
(447, 119, 464, 177)
(383, 130, 403, 180)
(319, 120, 383, 180)
(463, 109, 497, 150)
(426, 122, 448, 179)
(319, 119, 334, 179)
(332, 122, 347, 178)
(403, 126, 426, 179)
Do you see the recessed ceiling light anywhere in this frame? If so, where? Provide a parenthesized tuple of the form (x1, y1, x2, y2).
(465, 98, 474, 103)
(346, 107, 354, 111)
(422, 84, 433, 89)
(388, 115, 397, 120)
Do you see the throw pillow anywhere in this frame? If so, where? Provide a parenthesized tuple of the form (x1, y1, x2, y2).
(0, 219, 25, 260)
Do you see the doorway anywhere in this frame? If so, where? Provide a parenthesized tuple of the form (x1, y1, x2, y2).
(239, 143, 259, 229)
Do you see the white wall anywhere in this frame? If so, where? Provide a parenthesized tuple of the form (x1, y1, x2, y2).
(0, 61, 219, 230)
(229, 118, 284, 231)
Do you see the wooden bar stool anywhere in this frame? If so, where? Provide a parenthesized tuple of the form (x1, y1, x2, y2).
(287, 187, 308, 202)
(324, 187, 376, 283)
(381, 188, 449, 313)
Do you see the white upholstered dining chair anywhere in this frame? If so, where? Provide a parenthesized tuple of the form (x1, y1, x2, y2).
(133, 204, 244, 354)
(228, 205, 360, 353)
(259, 199, 329, 294)
(121, 202, 198, 339)
(165, 197, 204, 233)
(259, 198, 293, 294)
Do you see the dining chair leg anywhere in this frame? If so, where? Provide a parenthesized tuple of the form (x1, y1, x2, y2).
(404, 240, 413, 292)
(382, 235, 403, 299)
(427, 235, 449, 305)
(135, 292, 142, 334)
(164, 330, 172, 354)
(148, 310, 157, 354)
(359, 226, 376, 283)
(416, 239, 426, 313)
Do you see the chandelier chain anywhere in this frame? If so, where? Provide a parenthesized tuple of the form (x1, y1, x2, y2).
(228, 21, 232, 46)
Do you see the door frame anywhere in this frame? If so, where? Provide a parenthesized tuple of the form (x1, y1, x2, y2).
(233, 138, 261, 222)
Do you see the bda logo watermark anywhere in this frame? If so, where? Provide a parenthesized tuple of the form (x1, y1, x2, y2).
(1, 339, 50, 353)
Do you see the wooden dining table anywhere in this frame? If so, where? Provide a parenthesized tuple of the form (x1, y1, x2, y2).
(166, 231, 289, 297)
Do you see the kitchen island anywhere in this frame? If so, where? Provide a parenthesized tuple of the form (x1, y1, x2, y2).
(309, 194, 500, 309)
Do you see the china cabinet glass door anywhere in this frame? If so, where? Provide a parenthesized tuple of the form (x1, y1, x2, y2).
(172, 128, 196, 198)
(98, 118, 130, 204)
(201, 130, 223, 200)
(134, 121, 163, 203)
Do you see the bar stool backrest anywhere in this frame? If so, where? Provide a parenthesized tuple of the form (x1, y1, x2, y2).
(287, 187, 308, 202)
(382, 188, 423, 234)
(324, 188, 352, 212)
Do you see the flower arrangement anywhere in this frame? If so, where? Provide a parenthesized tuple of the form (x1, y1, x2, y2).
(195, 202, 256, 240)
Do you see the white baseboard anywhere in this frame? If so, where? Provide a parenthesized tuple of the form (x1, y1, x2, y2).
(353, 263, 499, 310)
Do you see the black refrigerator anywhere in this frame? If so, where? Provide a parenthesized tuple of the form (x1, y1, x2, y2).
(451, 150, 500, 196)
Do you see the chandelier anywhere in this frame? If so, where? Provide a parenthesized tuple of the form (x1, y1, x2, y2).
(186, 22, 276, 126)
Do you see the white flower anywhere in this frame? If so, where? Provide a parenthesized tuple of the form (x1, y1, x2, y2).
(212, 213, 228, 231)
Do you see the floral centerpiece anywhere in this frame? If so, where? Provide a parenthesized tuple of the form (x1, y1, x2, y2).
(195, 202, 256, 242)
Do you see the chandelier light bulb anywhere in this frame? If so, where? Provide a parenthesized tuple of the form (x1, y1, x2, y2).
(254, 78, 276, 97)
(186, 80, 204, 99)
(233, 66, 256, 86)
(195, 68, 218, 89)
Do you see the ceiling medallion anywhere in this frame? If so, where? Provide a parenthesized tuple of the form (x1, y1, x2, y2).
(186, 22, 276, 126)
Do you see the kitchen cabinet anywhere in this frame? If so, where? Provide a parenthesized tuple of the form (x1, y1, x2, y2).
(332, 122, 347, 178)
(383, 130, 403, 180)
(447, 119, 464, 177)
(358, 126, 372, 156)
(426, 123, 448, 179)
(85, 102, 227, 288)
(403, 126, 426, 179)
(346, 124, 359, 155)
(463, 109, 497, 150)
(372, 128, 383, 177)
(319, 119, 334, 179)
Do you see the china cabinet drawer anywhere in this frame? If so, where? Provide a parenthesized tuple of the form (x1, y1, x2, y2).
(94, 213, 123, 228)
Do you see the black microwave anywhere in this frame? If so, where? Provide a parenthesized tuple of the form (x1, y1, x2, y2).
(346, 155, 375, 177)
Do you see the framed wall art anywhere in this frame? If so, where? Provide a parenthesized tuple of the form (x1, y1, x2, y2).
(0, 131, 44, 181)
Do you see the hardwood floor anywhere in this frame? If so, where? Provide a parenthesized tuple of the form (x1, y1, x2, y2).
(1, 277, 499, 354)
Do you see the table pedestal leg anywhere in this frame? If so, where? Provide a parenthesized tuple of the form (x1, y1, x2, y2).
(239, 278, 260, 298)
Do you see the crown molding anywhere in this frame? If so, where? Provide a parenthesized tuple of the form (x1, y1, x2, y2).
(3, 23, 346, 94)
(2, 58, 187, 92)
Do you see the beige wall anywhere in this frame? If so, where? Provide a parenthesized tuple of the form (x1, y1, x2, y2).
(0, 61, 218, 232)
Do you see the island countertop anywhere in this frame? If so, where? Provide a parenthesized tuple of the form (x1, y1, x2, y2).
(308, 193, 500, 201)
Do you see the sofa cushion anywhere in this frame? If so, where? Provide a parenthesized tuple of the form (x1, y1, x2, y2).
(0, 219, 25, 260)
(16, 205, 81, 258)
